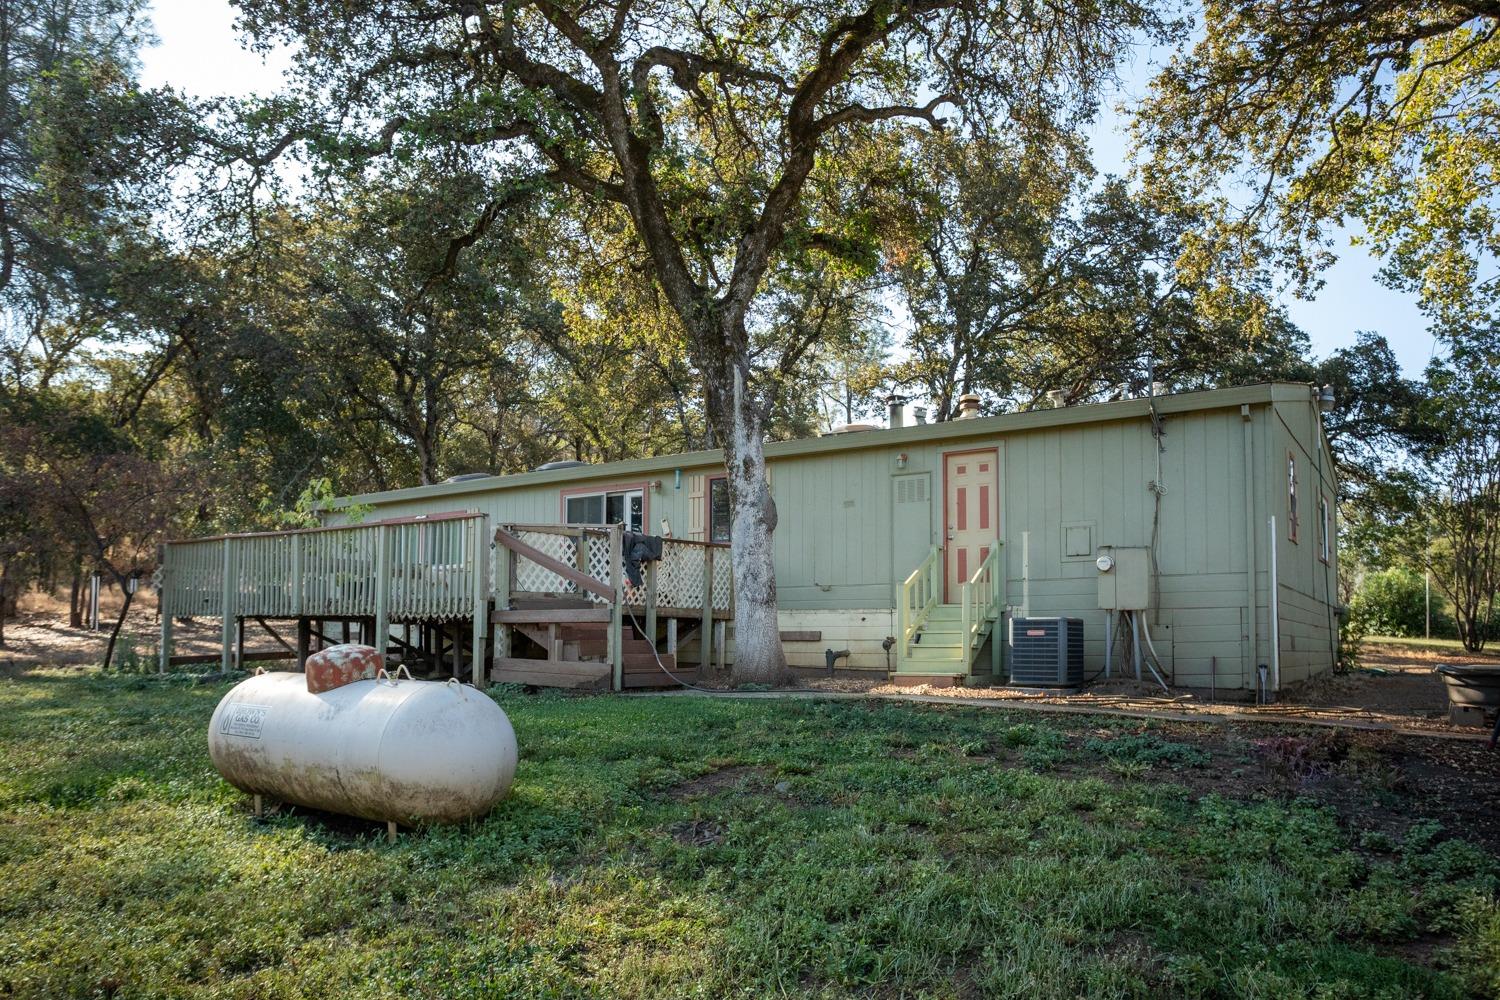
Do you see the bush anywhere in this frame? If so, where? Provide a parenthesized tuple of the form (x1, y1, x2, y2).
(1349, 568, 1433, 638)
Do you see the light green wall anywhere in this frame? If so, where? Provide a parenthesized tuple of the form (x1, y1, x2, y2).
(333, 384, 1340, 689)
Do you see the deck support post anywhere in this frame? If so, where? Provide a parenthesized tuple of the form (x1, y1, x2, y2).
(644, 561, 658, 650)
(492, 530, 510, 674)
(235, 617, 246, 671)
(666, 618, 677, 654)
(608, 525, 624, 692)
(220, 539, 237, 673)
(296, 618, 310, 670)
(471, 517, 489, 688)
(373, 526, 391, 667)
(158, 542, 172, 674)
(700, 547, 714, 673)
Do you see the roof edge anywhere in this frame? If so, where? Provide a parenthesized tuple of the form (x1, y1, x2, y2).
(328, 382, 1310, 510)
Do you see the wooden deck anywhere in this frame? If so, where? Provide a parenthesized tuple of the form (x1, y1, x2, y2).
(155, 516, 732, 691)
(491, 524, 731, 689)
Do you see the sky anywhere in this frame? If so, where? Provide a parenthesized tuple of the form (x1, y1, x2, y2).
(138, 0, 1439, 377)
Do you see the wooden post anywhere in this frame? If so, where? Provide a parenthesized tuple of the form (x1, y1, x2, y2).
(296, 617, 311, 670)
(220, 539, 236, 673)
(644, 560, 658, 650)
(235, 617, 246, 671)
(700, 546, 714, 672)
(373, 525, 391, 667)
(158, 543, 172, 673)
(471, 516, 488, 688)
(666, 618, 678, 654)
(608, 525, 624, 692)
(492, 530, 510, 672)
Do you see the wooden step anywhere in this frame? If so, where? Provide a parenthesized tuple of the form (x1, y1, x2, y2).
(887, 672, 966, 688)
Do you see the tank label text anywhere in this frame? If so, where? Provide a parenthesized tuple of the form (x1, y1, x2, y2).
(220, 703, 271, 739)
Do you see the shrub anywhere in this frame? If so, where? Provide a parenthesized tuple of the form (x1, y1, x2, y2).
(1349, 568, 1433, 638)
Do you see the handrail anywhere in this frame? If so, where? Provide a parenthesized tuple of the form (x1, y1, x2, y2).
(959, 542, 1003, 670)
(164, 510, 482, 546)
(501, 522, 729, 549)
(494, 527, 612, 599)
(898, 545, 941, 658)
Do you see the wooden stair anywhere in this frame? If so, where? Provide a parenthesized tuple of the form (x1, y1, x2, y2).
(497, 618, 689, 690)
(892, 604, 993, 686)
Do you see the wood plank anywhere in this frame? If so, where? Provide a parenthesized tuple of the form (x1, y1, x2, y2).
(490, 657, 610, 689)
(494, 529, 613, 599)
(779, 630, 823, 642)
(492, 608, 611, 624)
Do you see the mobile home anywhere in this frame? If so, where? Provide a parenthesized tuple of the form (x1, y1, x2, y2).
(299, 381, 1339, 694)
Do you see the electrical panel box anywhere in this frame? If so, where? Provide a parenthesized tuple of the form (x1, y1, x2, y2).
(1098, 546, 1152, 610)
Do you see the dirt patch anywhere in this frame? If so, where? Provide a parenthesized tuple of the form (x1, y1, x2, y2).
(667, 764, 768, 801)
(668, 818, 727, 847)
(1, 605, 289, 668)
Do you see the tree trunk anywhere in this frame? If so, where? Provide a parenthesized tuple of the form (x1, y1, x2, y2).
(102, 585, 134, 671)
(0, 561, 9, 647)
(68, 566, 83, 629)
(715, 363, 790, 686)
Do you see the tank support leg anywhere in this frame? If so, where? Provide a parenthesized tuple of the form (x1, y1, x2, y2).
(253, 794, 263, 818)
(386, 820, 398, 844)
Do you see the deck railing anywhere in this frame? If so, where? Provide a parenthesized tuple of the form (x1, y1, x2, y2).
(959, 542, 1004, 667)
(497, 523, 732, 617)
(898, 545, 941, 658)
(493, 523, 732, 690)
(157, 512, 491, 678)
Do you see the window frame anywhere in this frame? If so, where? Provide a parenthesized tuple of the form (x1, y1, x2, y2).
(1318, 493, 1332, 564)
(1286, 450, 1300, 544)
(558, 481, 650, 533)
(706, 474, 732, 544)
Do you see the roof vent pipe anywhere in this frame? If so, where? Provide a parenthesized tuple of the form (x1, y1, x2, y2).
(1045, 389, 1067, 409)
(886, 395, 905, 429)
(956, 393, 982, 419)
(1318, 384, 1335, 412)
(913, 406, 928, 425)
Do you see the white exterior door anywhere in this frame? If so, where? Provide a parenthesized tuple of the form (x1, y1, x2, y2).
(944, 449, 998, 601)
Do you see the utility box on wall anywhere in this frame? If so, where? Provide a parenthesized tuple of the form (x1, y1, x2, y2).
(1097, 547, 1151, 610)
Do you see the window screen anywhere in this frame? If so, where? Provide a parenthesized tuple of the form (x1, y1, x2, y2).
(709, 478, 732, 544)
(566, 494, 604, 524)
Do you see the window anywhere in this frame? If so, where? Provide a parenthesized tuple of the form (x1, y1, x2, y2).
(1319, 494, 1332, 564)
(564, 488, 644, 532)
(1287, 452, 1300, 543)
(708, 476, 732, 544)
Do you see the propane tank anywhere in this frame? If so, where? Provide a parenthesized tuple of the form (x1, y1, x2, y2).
(208, 662, 517, 825)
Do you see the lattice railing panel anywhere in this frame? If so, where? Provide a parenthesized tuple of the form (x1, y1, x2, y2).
(711, 555, 733, 612)
(654, 543, 700, 609)
(512, 529, 583, 595)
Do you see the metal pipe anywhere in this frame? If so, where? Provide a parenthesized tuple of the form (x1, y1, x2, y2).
(1130, 610, 1142, 681)
(1139, 616, 1171, 691)
(1268, 514, 1281, 698)
(1104, 610, 1113, 678)
(1241, 404, 1258, 695)
(1020, 532, 1031, 618)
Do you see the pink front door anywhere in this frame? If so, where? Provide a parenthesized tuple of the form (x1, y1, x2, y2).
(944, 449, 998, 601)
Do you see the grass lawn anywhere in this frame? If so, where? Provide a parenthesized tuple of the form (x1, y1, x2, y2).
(3, 672, 1500, 998)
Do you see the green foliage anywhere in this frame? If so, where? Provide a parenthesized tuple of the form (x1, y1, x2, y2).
(1138, 3, 1500, 326)
(1081, 732, 1211, 769)
(1350, 567, 1432, 639)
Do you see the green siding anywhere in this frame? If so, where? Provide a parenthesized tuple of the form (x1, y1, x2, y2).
(332, 384, 1339, 689)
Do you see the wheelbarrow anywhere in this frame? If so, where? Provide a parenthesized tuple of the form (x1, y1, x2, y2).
(1433, 663, 1500, 749)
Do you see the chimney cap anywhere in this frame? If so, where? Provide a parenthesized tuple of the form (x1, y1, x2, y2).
(956, 393, 982, 419)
